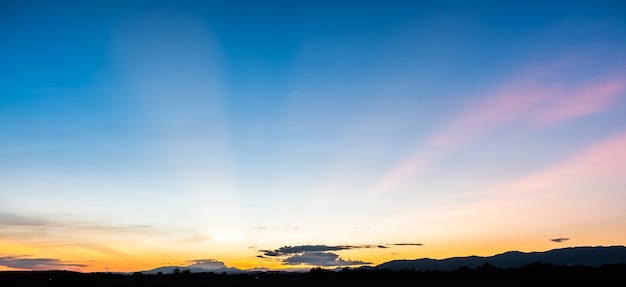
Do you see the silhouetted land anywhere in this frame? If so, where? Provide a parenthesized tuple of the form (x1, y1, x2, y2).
(2, 263, 625, 286)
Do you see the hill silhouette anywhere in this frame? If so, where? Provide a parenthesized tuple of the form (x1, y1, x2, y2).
(377, 246, 626, 271)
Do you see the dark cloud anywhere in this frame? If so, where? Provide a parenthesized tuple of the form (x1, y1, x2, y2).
(259, 250, 283, 257)
(258, 243, 423, 267)
(278, 245, 351, 253)
(389, 243, 423, 246)
(258, 245, 381, 267)
(0, 256, 87, 270)
(261, 244, 391, 257)
(551, 237, 569, 243)
(260, 245, 350, 257)
(354, 245, 390, 249)
(283, 252, 371, 266)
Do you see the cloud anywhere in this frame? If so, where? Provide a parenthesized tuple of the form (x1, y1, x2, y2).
(551, 238, 570, 243)
(426, 72, 624, 149)
(283, 252, 370, 266)
(254, 225, 299, 231)
(258, 243, 422, 267)
(0, 213, 47, 226)
(259, 250, 282, 257)
(457, 131, 626, 236)
(0, 255, 87, 271)
(260, 245, 350, 257)
(489, 131, 626, 197)
(532, 80, 624, 127)
(278, 245, 350, 253)
(0, 213, 157, 236)
(260, 244, 391, 257)
(0, 212, 214, 261)
(259, 245, 381, 267)
(374, 60, 626, 193)
(186, 259, 227, 270)
(0, 212, 196, 246)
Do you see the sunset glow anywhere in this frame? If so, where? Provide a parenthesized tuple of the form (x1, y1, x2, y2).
(1, 0, 625, 272)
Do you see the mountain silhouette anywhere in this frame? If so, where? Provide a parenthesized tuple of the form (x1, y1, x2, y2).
(377, 246, 626, 271)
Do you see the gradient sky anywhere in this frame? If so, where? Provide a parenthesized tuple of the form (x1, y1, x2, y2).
(1, 0, 625, 272)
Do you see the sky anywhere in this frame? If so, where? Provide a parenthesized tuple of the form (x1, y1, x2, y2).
(1, 0, 625, 272)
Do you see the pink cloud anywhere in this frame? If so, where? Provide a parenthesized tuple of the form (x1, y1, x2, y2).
(473, 130, 626, 224)
(427, 83, 553, 147)
(433, 131, 626, 241)
(429, 78, 625, 148)
(533, 80, 625, 127)
(373, 65, 626, 193)
(500, 131, 626, 192)
(373, 153, 429, 193)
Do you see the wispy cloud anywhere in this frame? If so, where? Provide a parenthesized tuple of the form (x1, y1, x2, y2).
(462, 131, 626, 234)
(0, 213, 156, 235)
(0, 212, 212, 261)
(0, 213, 48, 227)
(531, 80, 624, 127)
(388, 243, 424, 246)
(254, 225, 299, 231)
(0, 255, 87, 271)
(374, 60, 626, 193)
(551, 238, 570, 243)
(489, 131, 626, 196)
(0, 212, 194, 244)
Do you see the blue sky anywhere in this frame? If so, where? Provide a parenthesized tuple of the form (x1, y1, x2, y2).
(1, 0, 625, 271)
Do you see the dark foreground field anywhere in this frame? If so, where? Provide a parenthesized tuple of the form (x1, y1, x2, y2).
(2, 263, 625, 286)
